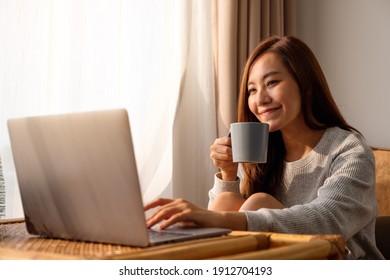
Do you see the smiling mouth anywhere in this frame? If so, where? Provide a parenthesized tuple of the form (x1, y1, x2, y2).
(260, 107, 281, 115)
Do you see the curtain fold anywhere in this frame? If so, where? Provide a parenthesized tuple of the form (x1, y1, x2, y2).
(172, 0, 217, 207)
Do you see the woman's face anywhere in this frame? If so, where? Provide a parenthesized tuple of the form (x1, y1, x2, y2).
(247, 52, 304, 133)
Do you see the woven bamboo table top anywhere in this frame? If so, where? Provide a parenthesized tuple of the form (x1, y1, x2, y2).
(0, 218, 345, 260)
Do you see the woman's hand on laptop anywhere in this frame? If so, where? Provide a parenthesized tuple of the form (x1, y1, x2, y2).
(144, 198, 247, 231)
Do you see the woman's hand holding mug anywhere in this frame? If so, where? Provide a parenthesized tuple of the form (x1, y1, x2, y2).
(210, 136, 238, 181)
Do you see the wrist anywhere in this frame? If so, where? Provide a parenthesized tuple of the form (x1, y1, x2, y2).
(221, 171, 238, 182)
(218, 211, 247, 231)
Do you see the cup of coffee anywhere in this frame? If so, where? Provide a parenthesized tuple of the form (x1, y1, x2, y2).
(230, 122, 269, 163)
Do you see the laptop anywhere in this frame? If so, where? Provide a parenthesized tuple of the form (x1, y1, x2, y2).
(7, 109, 230, 247)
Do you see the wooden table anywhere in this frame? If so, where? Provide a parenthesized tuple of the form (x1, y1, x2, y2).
(0, 218, 345, 260)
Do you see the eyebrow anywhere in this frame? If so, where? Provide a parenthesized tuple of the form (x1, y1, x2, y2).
(248, 71, 281, 86)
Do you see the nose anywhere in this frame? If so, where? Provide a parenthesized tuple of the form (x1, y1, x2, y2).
(255, 87, 271, 106)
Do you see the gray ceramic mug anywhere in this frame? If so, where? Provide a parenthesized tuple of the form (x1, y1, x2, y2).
(230, 122, 269, 163)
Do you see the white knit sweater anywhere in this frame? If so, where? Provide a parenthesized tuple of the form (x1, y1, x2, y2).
(209, 127, 384, 259)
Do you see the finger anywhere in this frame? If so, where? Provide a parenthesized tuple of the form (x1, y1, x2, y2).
(217, 136, 232, 146)
(211, 145, 232, 157)
(210, 146, 233, 163)
(159, 207, 215, 229)
(144, 198, 174, 211)
(210, 151, 234, 170)
(146, 201, 186, 228)
(158, 209, 192, 230)
(210, 137, 231, 152)
(146, 199, 196, 229)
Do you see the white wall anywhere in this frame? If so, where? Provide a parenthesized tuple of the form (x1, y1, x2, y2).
(296, 0, 390, 148)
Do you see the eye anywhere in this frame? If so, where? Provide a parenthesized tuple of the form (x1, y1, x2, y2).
(248, 88, 257, 95)
(266, 80, 279, 87)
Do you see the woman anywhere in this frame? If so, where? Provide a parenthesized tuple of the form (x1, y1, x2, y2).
(145, 36, 383, 259)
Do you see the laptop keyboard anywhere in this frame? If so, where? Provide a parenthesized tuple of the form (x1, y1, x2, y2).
(148, 229, 189, 239)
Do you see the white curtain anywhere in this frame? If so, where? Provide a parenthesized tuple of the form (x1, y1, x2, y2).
(172, 1, 217, 207)
(0, 0, 217, 218)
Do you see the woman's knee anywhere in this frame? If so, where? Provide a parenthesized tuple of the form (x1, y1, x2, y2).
(208, 192, 245, 211)
(240, 192, 284, 211)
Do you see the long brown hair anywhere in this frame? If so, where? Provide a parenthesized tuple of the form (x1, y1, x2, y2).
(237, 36, 355, 198)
